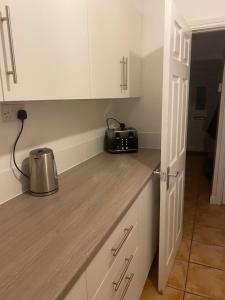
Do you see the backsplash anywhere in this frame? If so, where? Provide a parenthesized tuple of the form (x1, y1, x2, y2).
(0, 100, 109, 205)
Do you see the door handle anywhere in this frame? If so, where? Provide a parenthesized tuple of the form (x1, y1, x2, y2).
(153, 168, 161, 176)
(0, 6, 17, 84)
(168, 171, 179, 177)
(167, 168, 179, 190)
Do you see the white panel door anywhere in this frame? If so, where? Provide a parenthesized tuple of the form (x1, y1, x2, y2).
(0, 0, 90, 101)
(158, 0, 191, 292)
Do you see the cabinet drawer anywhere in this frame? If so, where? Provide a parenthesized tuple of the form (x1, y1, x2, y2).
(115, 248, 140, 300)
(87, 201, 138, 299)
(92, 247, 139, 300)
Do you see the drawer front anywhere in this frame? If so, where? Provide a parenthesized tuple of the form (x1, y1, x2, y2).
(117, 249, 142, 300)
(92, 247, 139, 300)
(87, 201, 138, 299)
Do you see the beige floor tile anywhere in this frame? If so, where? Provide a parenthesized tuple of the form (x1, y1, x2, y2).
(193, 226, 225, 247)
(186, 263, 225, 300)
(176, 239, 191, 262)
(183, 222, 194, 240)
(190, 241, 225, 270)
(184, 292, 213, 300)
(140, 280, 184, 300)
(167, 260, 188, 290)
(196, 209, 225, 229)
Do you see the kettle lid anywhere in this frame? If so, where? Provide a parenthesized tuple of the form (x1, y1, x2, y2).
(30, 148, 53, 157)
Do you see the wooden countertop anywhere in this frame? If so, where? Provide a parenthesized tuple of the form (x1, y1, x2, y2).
(0, 149, 160, 300)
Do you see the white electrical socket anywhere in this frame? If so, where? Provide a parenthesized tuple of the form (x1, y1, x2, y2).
(1, 103, 25, 122)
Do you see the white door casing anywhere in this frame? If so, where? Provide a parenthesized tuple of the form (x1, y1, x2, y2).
(211, 64, 225, 205)
(158, 0, 191, 292)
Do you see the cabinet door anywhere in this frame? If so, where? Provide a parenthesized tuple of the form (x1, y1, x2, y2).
(123, 0, 142, 98)
(138, 177, 160, 289)
(0, 0, 90, 101)
(64, 274, 87, 300)
(87, 0, 130, 99)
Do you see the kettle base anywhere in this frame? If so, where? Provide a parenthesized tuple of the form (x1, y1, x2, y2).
(30, 188, 58, 197)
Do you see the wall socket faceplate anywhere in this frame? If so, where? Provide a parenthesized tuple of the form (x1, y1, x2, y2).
(1, 103, 25, 122)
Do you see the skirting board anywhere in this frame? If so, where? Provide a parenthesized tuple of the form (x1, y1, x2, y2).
(0, 127, 105, 206)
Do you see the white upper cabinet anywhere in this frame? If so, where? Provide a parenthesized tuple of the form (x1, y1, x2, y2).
(87, 0, 142, 99)
(0, 0, 90, 101)
(0, 0, 142, 102)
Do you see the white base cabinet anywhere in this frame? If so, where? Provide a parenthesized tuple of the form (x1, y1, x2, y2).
(64, 176, 160, 300)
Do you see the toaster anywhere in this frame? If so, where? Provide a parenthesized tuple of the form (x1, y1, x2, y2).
(104, 126, 138, 153)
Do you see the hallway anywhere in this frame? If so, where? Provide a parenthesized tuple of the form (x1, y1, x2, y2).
(141, 153, 225, 300)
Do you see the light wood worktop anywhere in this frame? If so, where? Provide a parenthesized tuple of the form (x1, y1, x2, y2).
(0, 149, 160, 300)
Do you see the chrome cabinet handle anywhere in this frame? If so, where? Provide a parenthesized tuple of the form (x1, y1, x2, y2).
(125, 57, 128, 90)
(113, 255, 133, 291)
(111, 225, 133, 257)
(120, 56, 125, 92)
(1, 6, 17, 83)
(120, 273, 134, 300)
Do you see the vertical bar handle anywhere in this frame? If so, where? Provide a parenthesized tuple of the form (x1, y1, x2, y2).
(111, 225, 133, 257)
(125, 57, 128, 90)
(112, 255, 133, 291)
(120, 273, 134, 300)
(1, 6, 17, 83)
(120, 56, 125, 92)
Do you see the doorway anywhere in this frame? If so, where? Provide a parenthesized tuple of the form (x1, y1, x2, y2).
(187, 30, 225, 187)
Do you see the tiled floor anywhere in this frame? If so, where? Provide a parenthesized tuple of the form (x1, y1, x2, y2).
(140, 153, 225, 300)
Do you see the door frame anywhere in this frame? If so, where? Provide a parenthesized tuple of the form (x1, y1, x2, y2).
(189, 17, 225, 33)
(211, 63, 225, 205)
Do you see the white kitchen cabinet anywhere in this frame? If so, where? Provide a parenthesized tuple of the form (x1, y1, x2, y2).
(83, 176, 159, 300)
(0, 0, 90, 101)
(63, 176, 160, 300)
(138, 176, 160, 290)
(87, 0, 142, 99)
(86, 201, 138, 299)
(64, 274, 87, 300)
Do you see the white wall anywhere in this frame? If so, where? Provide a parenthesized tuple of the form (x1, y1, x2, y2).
(111, 0, 165, 149)
(0, 100, 110, 204)
(175, 0, 225, 23)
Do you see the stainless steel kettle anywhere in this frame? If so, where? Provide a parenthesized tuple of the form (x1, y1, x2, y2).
(29, 148, 58, 196)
